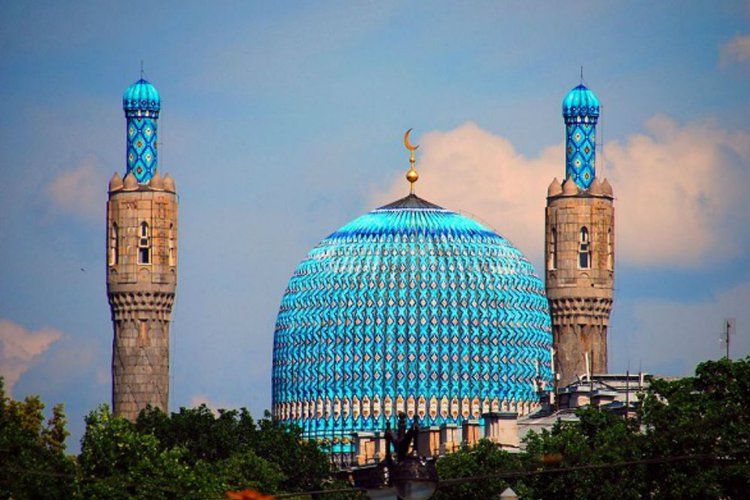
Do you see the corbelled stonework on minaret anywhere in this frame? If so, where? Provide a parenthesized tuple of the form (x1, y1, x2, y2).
(545, 83, 615, 388)
(107, 78, 178, 420)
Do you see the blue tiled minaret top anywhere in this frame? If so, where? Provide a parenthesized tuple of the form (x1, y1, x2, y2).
(123, 79, 161, 183)
(562, 84, 600, 189)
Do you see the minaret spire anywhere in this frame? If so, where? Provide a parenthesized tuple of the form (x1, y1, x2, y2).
(403, 128, 420, 194)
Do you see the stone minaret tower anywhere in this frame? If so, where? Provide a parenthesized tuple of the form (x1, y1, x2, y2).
(545, 83, 614, 388)
(107, 78, 178, 420)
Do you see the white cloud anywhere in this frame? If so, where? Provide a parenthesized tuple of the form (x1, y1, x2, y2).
(613, 280, 750, 376)
(0, 318, 62, 396)
(606, 115, 750, 266)
(372, 122, 559, 269)
(720, 34, 750, 66)
(45, 156, 107, 221)
(374, 118, 750, 269)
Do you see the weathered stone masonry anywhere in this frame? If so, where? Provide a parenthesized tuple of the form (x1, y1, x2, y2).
(545, 182, 614, 387)
(107, 179, 178, 420)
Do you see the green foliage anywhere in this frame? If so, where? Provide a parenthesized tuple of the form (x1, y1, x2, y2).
(434, 439, 527, 499)
(523, 407, 645, 499)
(4, 357, 750, 498)
(214, 448, 286, 494)
(77, 405, 223, 498)
(0, 381, 335, 498)
(135, 405, 258, 464)
(639, 357, 750, 499)
(434, 357, 750, 499)
(253, 411, 334, 492)
(0, 378, 76, 499)
(135, 405, 332, 493)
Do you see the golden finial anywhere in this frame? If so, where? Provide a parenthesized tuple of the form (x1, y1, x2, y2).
(404, 128, 419, 194)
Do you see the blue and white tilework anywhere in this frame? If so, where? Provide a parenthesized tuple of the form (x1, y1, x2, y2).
(272, 196, 553, 452)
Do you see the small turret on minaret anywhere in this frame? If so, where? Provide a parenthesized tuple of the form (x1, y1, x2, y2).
(562, 82, 600, 189)
(545, 81, 615, 389)
(123, 78, 161, 184)
(107, 77, 178, 420)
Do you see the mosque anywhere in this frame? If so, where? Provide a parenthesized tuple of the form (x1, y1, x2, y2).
(105, 77, 615, 459)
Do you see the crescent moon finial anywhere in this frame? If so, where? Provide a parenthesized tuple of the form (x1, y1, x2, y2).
(404, 128, 419, 151)
(404, 129, 419, 194)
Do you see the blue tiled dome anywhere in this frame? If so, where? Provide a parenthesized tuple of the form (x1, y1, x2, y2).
(272, 194, 552, 449)
(122, 78, 160, 115)
(562, 84, 599, 122)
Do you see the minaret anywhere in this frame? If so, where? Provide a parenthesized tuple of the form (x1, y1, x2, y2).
(106, 78, 178, 420)
(545, 83, 614, 388)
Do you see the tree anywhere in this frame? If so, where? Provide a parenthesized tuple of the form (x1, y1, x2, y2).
(434, 439, 529, 499)
(135, 405, 333, 494)
(640, 357, 750, 499)
(135, 405, 256, 465)
(253, 411, 334, 493)
(523, 407, 645, 499)
(77, 405, 222, 499)
(0, 378, 76, 499)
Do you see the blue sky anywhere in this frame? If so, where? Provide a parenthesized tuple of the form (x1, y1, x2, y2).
(1, 0, 749, 450)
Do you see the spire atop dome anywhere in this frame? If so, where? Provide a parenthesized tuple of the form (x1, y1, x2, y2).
(562, 80, 600, 189)
(123, 77, 161, 183)
(404, 129, 420, 194)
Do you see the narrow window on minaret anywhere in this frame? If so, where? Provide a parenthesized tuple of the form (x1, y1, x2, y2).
(109, 223, 118, 266)
(607, 228, 613, 270)
(138, 221, 151, 264)
(168, 223, 175, 266)
(548, 227, 557, 270)
(578, 226, 591, 269)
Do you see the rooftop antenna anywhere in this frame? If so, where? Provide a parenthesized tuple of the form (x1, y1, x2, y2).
(723, 318, 736, 360)
(625, 361, 630, 419)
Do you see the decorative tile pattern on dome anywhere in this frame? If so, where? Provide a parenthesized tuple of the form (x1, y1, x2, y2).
(271, 196, 553, 454)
